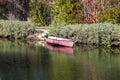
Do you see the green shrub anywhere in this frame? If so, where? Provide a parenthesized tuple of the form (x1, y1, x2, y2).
(49, 23, 120, 47)
(49, 22, 67, 36)
(98, 7, 120, 24)
(30, 0, 52, 26)
(0, 20, 35, 39)
(53, 0, 76, 24)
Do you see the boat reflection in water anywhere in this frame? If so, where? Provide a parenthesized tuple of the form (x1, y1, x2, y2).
(45, 43, 74, 55)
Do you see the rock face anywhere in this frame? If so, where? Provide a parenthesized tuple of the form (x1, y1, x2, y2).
(27, 28, 49, 41)
(27, 33, 38, 40)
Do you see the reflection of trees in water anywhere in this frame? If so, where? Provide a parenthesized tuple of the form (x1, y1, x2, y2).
(0, 52, 29, 80)
(75, 45, 120, 56)
(0, 40, 55, 80)
(75, 45, 97, 52)
(110, 48, 120, 55)
(40, 48, 53, 80)
(82, 61, 97, 80)
(0, 39, 120, 80)
(74, 46, 120, 80)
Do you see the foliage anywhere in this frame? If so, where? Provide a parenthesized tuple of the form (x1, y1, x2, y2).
(0, 20, 35, 39)
(30, 0, 52, 26)
(0, 0, 29, 21)
(49, 22, 67, 36)
(53, 0, 76, 24)
(73, 1, 84, 23)
(49, 23, 120, 47)
(98, 7, 120, 24)
(82, 0, 98, 23)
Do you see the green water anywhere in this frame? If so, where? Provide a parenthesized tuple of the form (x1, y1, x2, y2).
(0, 40, 120, 80)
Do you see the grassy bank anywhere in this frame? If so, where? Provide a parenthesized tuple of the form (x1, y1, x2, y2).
(0, 20, 35, 39)
(49, 23, 120, 47)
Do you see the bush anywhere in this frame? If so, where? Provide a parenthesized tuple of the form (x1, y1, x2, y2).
(98, 7, 120, 24)
(49, 22, 67, 36)
(53, 0, 76, 24)
(0, 20, 35, 39)
(30, 0, 52, 26)
(49, 23, 120, 47)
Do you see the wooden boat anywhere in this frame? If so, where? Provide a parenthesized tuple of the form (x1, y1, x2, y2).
(45, 36, 74, 47)
(45, 43, 74, 55)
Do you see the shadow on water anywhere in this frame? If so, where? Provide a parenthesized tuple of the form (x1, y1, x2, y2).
(0, 39, 120, 80)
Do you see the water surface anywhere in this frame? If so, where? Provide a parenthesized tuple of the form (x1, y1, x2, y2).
(0, 40, 120, 80)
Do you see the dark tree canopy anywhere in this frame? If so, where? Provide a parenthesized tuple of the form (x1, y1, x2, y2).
(0, 0, 30, 21)
(0, 0, 119, 24)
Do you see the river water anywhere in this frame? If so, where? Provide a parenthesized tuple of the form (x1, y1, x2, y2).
(0, 40, 120, 80)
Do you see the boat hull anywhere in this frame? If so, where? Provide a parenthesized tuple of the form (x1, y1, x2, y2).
(45, 37, 74, 47)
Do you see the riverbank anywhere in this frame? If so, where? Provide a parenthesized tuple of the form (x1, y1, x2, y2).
(0, 20, 35, 39)
(0, 20, 120, 47)
(26, 27, 49, 41)
(0, 20, 47, 41)
(49, 23, 120, 47)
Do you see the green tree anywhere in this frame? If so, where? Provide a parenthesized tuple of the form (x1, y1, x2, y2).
(53, 0, 75, 24)
(0, 0, 30, 21)
(98, 7, 120, 23)
(30, 0, 52, 26)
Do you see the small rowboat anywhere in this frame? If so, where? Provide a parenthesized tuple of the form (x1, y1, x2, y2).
(45, 36, 74, 47)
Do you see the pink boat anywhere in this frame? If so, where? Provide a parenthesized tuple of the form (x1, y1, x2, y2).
(45, 36, 74, 47)
(45, 43, 74, 55)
